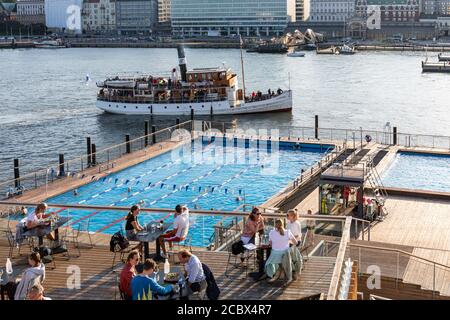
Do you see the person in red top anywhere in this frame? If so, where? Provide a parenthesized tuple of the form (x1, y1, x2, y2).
(119, 250, 140, 300)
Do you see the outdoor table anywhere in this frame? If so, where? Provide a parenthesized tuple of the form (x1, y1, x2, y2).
(154, 265, 184, 300)
(135, 222, 171, 261)
(22, 216, 70, 247)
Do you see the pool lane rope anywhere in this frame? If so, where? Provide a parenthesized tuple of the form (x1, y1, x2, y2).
(95, 152, 270, 234)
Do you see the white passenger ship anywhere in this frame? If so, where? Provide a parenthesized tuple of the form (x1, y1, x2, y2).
(96, 46, 292, 115)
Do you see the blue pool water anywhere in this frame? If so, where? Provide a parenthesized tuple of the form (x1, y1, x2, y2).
(382, 152, 450, 193)
(38, 138, 331, 246)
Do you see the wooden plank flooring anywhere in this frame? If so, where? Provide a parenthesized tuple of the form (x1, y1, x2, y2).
(0, 240, 336, 300)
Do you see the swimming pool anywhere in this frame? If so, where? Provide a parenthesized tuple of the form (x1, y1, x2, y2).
(381, 152, 450, 193)
(39, 137, 332, 246)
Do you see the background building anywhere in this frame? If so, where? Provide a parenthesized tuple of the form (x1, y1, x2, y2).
(115, 0, 156, 35)
(296, 0, 305, 21)
(157, 0, 170, 23)
(421, 0, 450, 16)
(308, 0, 355, 22)
(171, 0, 296, 37)
(0, 2, 17, 22)
(82, 0, 116, 33)
(355, 0, 420, 22)
(16, 0, 45, 25)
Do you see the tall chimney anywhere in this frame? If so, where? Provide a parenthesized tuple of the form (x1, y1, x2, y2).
(177, 45, 187, 82)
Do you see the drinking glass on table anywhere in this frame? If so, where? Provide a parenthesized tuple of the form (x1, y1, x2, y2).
(151, 223, 156, 233)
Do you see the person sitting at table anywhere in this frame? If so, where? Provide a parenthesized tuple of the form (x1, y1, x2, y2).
(119, 250, 140, 300)
(158, 205, 190, 259)
(125, 204, 144, 254)
(177, 249, 207, 297)
(265, 219, 300, 284)
(13, 252, 46, 300)
(27, 283, 51, 300)
(241, 207, 265, 245)
(286, 209, 302, 247)
(131, 259, 174, 300)
(21, 203, 55, 241)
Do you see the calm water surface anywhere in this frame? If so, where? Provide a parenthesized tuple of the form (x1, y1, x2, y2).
(0, 48, 449, 182)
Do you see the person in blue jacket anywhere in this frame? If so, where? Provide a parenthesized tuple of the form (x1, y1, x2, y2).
(131, 259, 174, 300)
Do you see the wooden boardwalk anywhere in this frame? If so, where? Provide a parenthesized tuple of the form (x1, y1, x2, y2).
(0, 240, 336, 300)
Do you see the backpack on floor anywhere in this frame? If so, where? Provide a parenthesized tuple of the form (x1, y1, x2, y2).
(231, 240, 244, 255)
(110, 231, 129, 252)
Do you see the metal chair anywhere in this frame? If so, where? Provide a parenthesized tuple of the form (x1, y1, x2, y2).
(1, 228, 35, 258)
(225, 237, 256, 278)
(62, 223, 82, 258)
(168, 235, 193, 264)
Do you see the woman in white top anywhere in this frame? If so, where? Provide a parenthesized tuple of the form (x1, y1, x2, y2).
(286, 209, 302, 247)
(265, 219, 298, 283)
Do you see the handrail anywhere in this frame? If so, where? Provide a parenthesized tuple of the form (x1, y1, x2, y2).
(0, 201, 349, 221)
(324, 240, 450, 270)
(327, 216, 353, 300)
(0, 121, 194, 190)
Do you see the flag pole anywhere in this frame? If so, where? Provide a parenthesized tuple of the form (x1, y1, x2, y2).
(239, 35, 246, 100)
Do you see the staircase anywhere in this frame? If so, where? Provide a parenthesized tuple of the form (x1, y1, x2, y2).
(364, 154, 389, 219)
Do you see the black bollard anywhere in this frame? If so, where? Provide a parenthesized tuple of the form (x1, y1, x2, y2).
(190, 108, 194, 121)
(176, 118, 180, 129)
(92, 144, 97, 165)
(314, 115, 319, 140)
(13, 158, 20, 189)
(126, 135, 131, 154)
(393, 126, 397, 145)
(152, 125, 156, 144)
(59, 154, 65, 177)
(86, 137, 92, 166)
(144, 120, 149, 147)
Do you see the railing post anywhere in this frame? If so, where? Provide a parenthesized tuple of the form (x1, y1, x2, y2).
(315, 115, 319, 139)
(393, 126, 397, 145)
(125, 135, 131, 154)
(91, 144, 97, 166)
(144, 120, 149, 147)
(152, 125, 156, 144)
(58, 154, 65, 177)
(13, 158, 20, 189)
(86, 137, 92, 166)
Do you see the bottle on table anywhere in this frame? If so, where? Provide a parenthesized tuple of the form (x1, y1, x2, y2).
(164, 258, 170, 275)
(6, 258, 13, 276)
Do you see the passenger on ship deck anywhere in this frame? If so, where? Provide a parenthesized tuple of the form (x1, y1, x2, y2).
(265, 219, 301, 284)
(240, 207, 265, 245)
(158, 205, 190, 259)
(177, 249, 207, 297)
(131, 259, 174, 300)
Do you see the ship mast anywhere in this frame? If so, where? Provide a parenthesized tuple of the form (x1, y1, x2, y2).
(239, 35, 246, 99)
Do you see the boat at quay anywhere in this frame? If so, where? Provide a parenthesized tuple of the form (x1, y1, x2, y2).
(96, 46, 292, 115)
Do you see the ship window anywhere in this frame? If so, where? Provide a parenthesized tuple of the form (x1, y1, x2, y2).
(148, 106, 151, 109)
(136, 106, 138, 109)
(177, 106, 179, 109)
(124, 106, 126, 108)
(164, 106, 167, 109)
(109, 104, 111, 107)
(202, 105, 204, 108)
(189, 106, 192, 109)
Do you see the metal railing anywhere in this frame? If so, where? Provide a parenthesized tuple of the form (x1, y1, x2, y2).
(0, 120, 194, 198)
(323, 240, 450, 299)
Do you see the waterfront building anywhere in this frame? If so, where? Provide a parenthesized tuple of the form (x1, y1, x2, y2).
(0, 2, 17, 22)
(157, 0, 170, 23)
(82, 0, 116, 33)
(421, 0, 450, 16)
(437, 16, 450, 36)
(16, 0, 45, 25)
(115, 0, 157, 35)
(171, 0, 296, 37)
(296, 0, 305, 21)
(308, 0, 355, 22)
(355, 0, 420, 22)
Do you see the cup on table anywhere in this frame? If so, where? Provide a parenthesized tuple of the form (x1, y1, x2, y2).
(151, 223, 156, 233)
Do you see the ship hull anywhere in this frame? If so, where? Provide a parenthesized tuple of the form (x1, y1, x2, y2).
(96, 90, 293, 115)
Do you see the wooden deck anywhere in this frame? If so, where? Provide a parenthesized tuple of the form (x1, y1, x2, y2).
(0, 239, 336, 300)
(366, 195, 450, 296)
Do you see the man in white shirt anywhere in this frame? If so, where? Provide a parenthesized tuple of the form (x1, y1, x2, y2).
(177, 250, 206, 297)
(158, 205, 190, 258)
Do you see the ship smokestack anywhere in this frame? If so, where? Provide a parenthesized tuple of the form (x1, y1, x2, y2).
(177, 45, 187, 82)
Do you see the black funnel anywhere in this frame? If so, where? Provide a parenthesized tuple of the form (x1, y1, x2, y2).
(177, 45, 187, 82)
